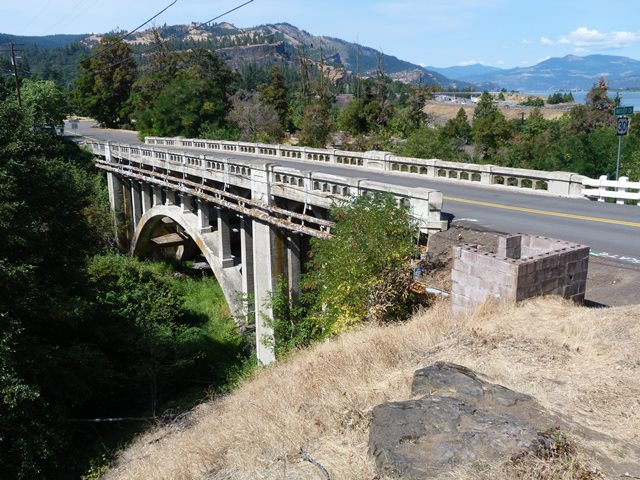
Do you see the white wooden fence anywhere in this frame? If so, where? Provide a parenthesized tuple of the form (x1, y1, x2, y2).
(582, 176, 640, 205)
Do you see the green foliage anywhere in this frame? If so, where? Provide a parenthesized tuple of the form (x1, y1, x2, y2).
(442, 107, 472, 147)
(21, 79, 69, 130)
(134, 49, 237, 138)
(0, 100, 109, 478)
(472, 92, 511, 158)
(519, 97, 545, 107)
(337, 98, 369, 136)
(298, 103, 332, 147)
(568, 78, 615, 134)
(397, 126, 459, 160)
(260, 65, 291, 130)
(269, 279, 320, 358)
(0, 95, 249, 476)
(302, 193, 417, 334)
(73, 35, 136, 127)
(547, 92, 574, 104)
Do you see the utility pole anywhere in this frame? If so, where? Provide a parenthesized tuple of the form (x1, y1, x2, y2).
(3, 43, 24, 107)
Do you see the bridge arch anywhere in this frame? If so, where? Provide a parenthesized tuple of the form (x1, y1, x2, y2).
(130, 204, 243, 315)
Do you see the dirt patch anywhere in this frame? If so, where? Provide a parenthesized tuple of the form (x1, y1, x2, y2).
(424, 102, 567, 125)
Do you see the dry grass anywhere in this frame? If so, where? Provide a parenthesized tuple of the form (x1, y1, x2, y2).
(105, 298, 640, 480)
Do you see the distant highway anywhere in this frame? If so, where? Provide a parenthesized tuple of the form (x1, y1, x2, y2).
(66, 119, 640, 266)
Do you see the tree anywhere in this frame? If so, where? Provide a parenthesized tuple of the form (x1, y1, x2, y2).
(337, 98, 368, 136)
(73, 35, 136, 127)
(442, 107, 472, 146)
(135, 49, 236, 138)
(21, 79, 69, 131)
(472, 91, 511, 158)
(568, 77, 615, 134)
(399, 126, 458, 160)
(302, 193, 417, 334)
(260, 65, 290, 130)
(129, 28, 179, 124)
(298, 103, 331, 147)
(227, 91, 283, 142)
(0, 101, 108, 478)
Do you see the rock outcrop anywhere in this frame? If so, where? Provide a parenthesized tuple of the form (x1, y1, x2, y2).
(369, 362, 562, 479)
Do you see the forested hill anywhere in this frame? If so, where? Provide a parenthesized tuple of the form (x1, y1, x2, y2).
(0, 22, 465, 88)
(0, 32, 88, 48)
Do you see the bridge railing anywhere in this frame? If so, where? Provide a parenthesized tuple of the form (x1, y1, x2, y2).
(582, 176, 640, 205)
(145, 136, 588, 198)
(84, 140, 448, 233)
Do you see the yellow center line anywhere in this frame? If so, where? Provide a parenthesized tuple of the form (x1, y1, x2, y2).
(444, 195, 640, 228)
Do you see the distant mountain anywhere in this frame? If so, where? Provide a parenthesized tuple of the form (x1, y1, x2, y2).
(113, 22, 467, 87)
(1, 22, 468, 88)
(427, 63, 503, 81)
(463, 54, 640, 91)
(0, 33, 88, 49)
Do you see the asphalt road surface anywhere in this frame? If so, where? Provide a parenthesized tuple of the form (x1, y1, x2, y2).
(66, 119, 640, 266)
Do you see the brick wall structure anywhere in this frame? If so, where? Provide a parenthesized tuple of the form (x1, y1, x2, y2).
(451, 234, 590, 314)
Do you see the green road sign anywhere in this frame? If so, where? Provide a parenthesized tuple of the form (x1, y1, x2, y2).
(615, 105, 634, 116)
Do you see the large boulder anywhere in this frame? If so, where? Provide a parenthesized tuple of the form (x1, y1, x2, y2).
(368, 362, 558, 479)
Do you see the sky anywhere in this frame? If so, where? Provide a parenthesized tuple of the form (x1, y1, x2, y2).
(3, 0, 640, 68)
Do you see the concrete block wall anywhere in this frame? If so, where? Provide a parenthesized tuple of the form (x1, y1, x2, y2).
(451, 234, 590, 314)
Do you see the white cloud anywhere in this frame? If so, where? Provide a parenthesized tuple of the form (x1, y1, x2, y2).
(456, 59, 485, 66)
(540, 27, 640, 51)
(522, 38, 532, 44)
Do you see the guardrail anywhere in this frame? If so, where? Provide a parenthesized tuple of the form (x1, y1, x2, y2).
(582, 176, 640, 205)
(145, 137, 588, 198)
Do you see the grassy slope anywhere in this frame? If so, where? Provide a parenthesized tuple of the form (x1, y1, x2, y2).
(105, 297, 640, 479)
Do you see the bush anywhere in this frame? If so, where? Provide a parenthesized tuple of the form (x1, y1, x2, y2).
(520, 97, 545, 107)
(302, 193, 418, 334)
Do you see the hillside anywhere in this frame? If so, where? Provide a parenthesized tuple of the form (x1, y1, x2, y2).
(103, 297, 640, 479)
(2, 22, 465, 88)
(463, 54, 640, 90)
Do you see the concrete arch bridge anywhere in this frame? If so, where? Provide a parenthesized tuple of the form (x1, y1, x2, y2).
(86, 141, 446, 363)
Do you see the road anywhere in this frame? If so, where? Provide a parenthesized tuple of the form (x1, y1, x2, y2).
(66, 119, 640, 266)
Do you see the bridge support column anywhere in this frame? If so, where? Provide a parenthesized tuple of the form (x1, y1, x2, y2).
(252, 220, 277, 365)
(164, 189, 177, 206)
(197, 200, 212, 233)
(141, 183, 153, 214)
(130, 181, 142, 231)
(287, 234, 301, 304)
(180, 193, 191, 214)
(240, 217, 255, 319)
(106, 172, 125, 247)
(152, 186, 163, 207)
(217, 208, 234, 268)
